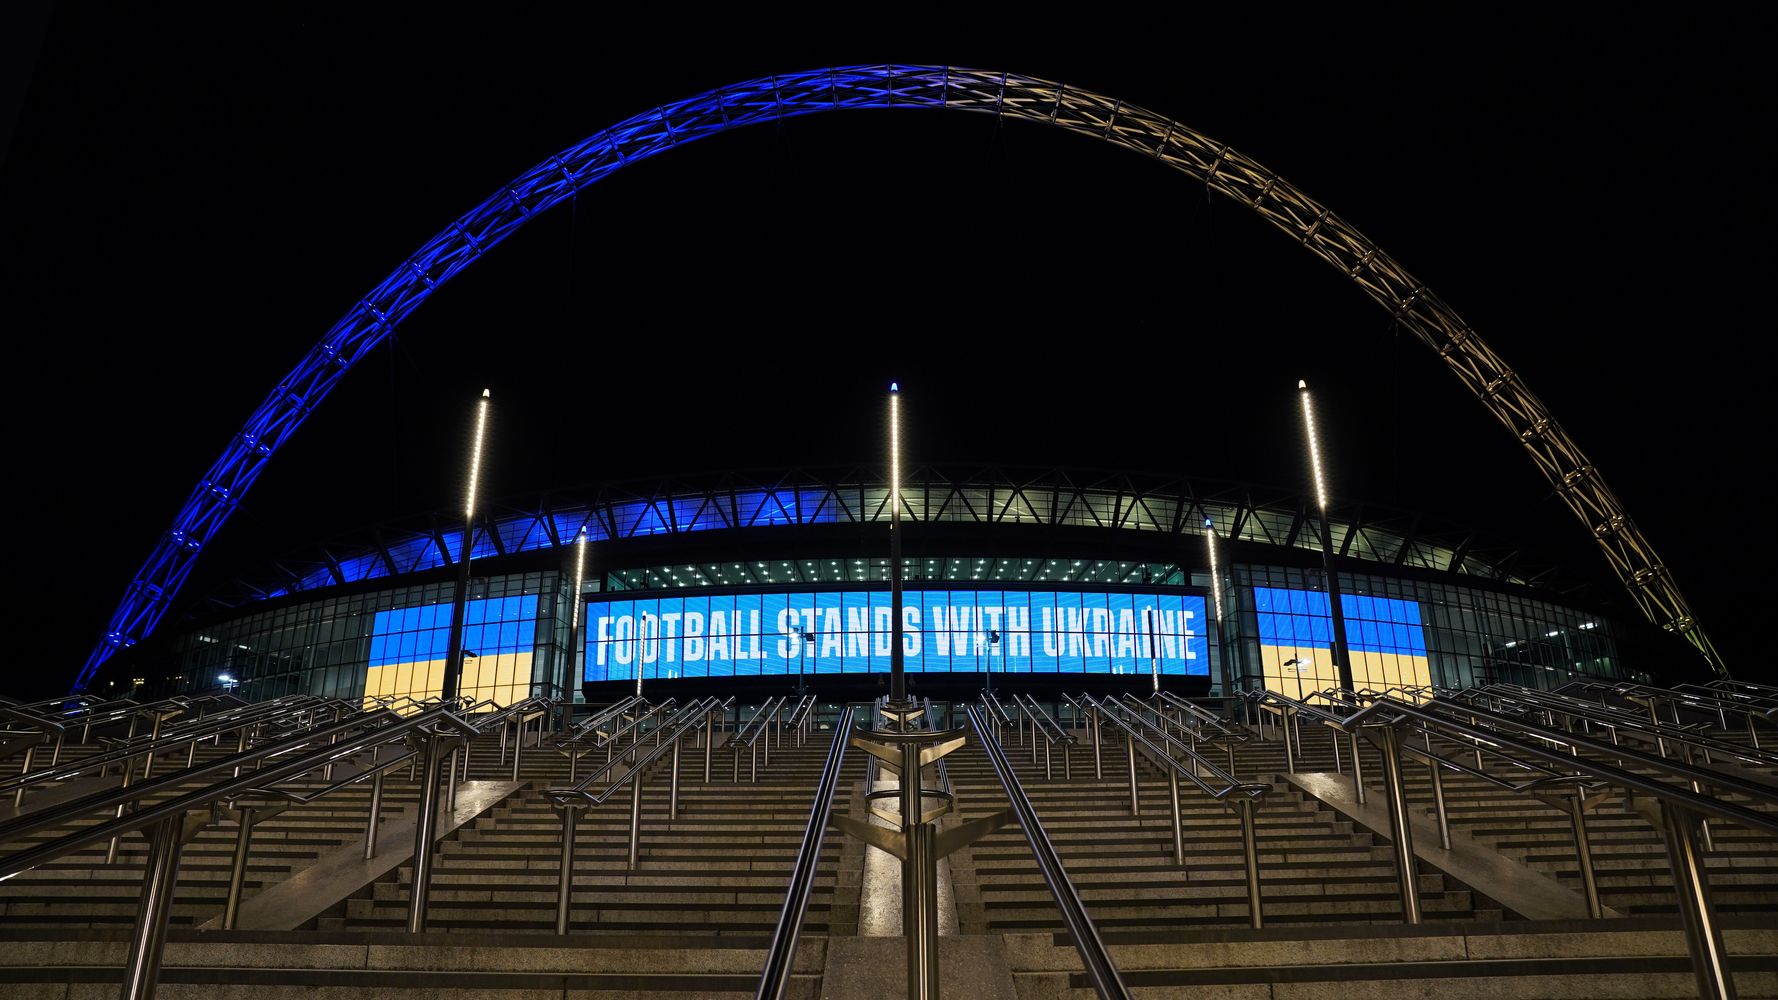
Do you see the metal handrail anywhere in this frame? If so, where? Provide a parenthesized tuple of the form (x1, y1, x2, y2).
(547, 696, 730, 908)
(1562, 680, 1777, 737)
(1463, 683, 1778, 767)
(553, 699, 714, 796)
(0, 693, 352, 795)
(963, 704, 1130, 1000)
(729, 697, 786, 781)
(755, 704, 854, 1000)
(732, 698, 783, 748)
(1120, 694, 1241, 777)
(1010, 694, 1075, 780)
(547, 698, 723, 806)
(1086, 696, 1265, 803)
(1150, 690, 1250, 743)
(0, 702, 472, 875)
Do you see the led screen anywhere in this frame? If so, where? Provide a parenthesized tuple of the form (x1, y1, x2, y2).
(364, 595, 538, 707)
(1253, 586, 1430, 696)
(584, 588, 1207, 682)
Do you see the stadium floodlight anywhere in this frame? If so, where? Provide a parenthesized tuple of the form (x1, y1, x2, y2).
(442, 389, 492, 702)
(1297, 381, 1354, 695)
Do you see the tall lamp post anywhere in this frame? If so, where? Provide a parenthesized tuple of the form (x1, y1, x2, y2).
(1204, 516, 1236, 710)
(441, 389, 491, 703)
(1297, 380, 1355, 695)
(792, 625, 813, 697)
(888, 382, 907, 708)
(558, 529, 588, 732)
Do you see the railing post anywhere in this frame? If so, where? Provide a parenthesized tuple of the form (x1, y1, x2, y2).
(554, 801, 580, 935)
(628, 773, 644, 869)
(222, 805, 257, 930)
(899, 739, 941, 1000)
(1425, 731, 1451, 851)
(364, 765, 386, 860)
(1330, 723, 1343, 773)
(1281, 709, 1297, 774)
(1371, 724, 1421, 924)
(1092, 707, 1103, 779)
(1167, 767, 1184, 866)
(119, 811, 192, 1000)
(1237, 796, 1263, 929)
(1125, 732, 1140, 816)
(1567, 790, 1603, 920)
(1658, 803, 1735, 1000)
(1348, 730, 1367, 805)
(11, 745, 32, 809)
(670, 732, 682, 821)
(511, 717, 525, 782)
(406, 731, 450, 933)
(704, 710, 715, 782)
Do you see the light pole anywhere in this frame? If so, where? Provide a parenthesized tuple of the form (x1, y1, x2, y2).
(558, 529, 588, 732)
(1297, 380, 1355, 695)
(792, 624, 813, 697)
(888, 381, 907, 708)
(442, 389, 491, 703)
(1204, 516, 1236, 711)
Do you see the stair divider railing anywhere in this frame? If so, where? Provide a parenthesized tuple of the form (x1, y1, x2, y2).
(0, 700, 480, 1000)
(594, 698, 678, 765)
(1675, 682, 1778, 733)
(1258, 688, 1778, 1000)
(784, 694, 818, 747)
(1693, 678, 1778, 712)
(1083, 694, 1270, 920)
(1467, 683, 1778, 772)
(545, 695, 731, 933)
(962, 703, 1131, 1000)
(1128, 692, 1246, 778)
(1009, 693, 1075, 779)
(730, 696, 787, 782)
(1244, 689, 1360, 790)
(551, 696, 646, 781)
(1443, 681, 1775, 870)
(755, 704, 856, 1000)
(978, 689, 1015, 747)
(1557, 680, 1775, 751)
(2, 694, 354, 837)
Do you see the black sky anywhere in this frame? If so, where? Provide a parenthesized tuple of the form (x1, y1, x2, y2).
(4, 5, 1771, 698)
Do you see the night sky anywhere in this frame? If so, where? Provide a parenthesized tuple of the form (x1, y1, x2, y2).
(3, 6, 1770, 699)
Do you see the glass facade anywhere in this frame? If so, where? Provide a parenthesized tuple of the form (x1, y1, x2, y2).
(173, 554, 1625, 707)
(1225, 565, 1623, 698)
(174, 572, 572, 709)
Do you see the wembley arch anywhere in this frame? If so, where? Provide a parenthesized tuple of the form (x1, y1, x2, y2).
(73, 64, 1725, 692)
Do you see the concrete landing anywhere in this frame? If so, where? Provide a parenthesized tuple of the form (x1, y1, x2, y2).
(194, 779, 525, 932)
(1284, 771, 1619, 921)
(822, 935, 1017, 1000)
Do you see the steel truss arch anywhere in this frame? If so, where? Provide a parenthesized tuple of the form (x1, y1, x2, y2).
(76, 65, 1723, 691)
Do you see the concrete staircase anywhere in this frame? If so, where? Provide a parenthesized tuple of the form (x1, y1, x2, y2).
(330, 721, 864, 937)
(948, 721, 1496, 935)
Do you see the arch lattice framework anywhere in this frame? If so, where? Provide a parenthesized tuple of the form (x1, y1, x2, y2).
(76, 65, 1723, 691)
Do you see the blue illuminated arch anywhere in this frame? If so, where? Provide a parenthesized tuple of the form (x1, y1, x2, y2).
(76, 65, 1720, 691)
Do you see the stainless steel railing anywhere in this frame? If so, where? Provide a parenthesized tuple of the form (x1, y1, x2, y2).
(1084, 694, 1270, 918)
(730, 696, 786, 782)
(546, 695, 732, 932)
(963, 704, 1130, 1000)
(1252, 686, 1778, 1000)
(1009, 693, 1075, 780)
(755, 704, 855, 1000)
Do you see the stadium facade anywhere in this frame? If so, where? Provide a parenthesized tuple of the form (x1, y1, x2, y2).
(160, 467, 1636, 709)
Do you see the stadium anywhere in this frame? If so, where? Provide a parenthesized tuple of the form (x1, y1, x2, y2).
(4, 31, 1773, 1000)
(160, 464, 1635, 712)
